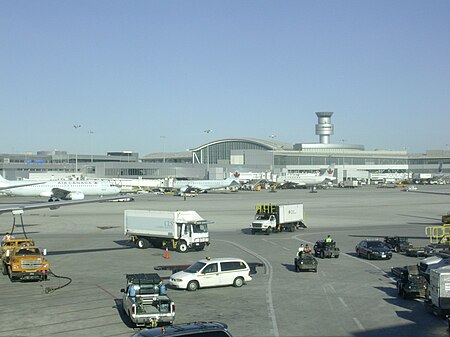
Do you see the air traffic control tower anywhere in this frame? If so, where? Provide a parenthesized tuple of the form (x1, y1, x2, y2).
(315, 111, 334, 144)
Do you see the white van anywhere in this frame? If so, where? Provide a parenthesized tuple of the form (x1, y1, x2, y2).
(169, 257, 252, 291)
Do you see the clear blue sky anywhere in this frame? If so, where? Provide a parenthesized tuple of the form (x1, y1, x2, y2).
(1, 0, 449, 156)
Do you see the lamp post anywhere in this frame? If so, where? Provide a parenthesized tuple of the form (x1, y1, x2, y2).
(73, 124, 82, 173)
(88, 130, 94, 163)
(204, 129, 212, 179)
(160, 136, 166, 163)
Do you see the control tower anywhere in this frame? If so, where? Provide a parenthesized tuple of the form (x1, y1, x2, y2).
(315, 112, 334, 144)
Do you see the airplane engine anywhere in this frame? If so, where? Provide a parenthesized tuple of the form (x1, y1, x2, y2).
(180, 186, 189, 193)
(65, 191, 85, 200)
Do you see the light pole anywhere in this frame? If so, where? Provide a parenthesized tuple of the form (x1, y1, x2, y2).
(88, 130, 94, 163)
(160, 136, 166, 163)
(204, 129, 212, 179)
(73, 124, 82, 173)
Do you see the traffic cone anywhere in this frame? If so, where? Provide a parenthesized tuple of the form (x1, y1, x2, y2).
(164, 247, 169, 259)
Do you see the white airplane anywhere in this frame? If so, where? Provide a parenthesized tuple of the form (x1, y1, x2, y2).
(0, 175, 121, 201)
(173, 171, 241, 194)
(281, 165, 336, 187)
(433, 163, 450, 180)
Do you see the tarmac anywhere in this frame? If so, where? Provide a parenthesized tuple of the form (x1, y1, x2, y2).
(0, 185, 449, 337)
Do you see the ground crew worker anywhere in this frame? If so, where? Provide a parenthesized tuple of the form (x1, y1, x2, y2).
(296, 244, 304, 257)
(2, 232, 12, 242)
(304, 244, 312, 254)
(325, 235, 333, 243)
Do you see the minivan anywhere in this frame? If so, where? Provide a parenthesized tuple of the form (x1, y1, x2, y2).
(169, 257, 252, 291)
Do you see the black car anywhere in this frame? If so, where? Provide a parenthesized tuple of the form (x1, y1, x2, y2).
(355, 240, 392, 260)
(133, 322, 233, 337)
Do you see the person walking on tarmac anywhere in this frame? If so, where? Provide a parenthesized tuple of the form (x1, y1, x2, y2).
(325, 235, 333, 244)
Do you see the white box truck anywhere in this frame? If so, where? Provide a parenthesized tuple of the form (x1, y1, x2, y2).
(250, 203, 306, 235)
(124, 210, 210, 253)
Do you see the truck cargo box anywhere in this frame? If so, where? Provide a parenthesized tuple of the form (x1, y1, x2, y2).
(430, 267, 450, 310)
(277, 204, 304, 224)
(124, 210, 206, 239)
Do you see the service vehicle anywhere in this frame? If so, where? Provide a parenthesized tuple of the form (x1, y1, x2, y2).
(391, 265, 428, 299)
(1, 244, 49, 281)
(132, 321, 233, 337)
(294, 253, 318, 272)
(169, 257, 252, 291)
(405, 246, 426, 257)
(418, 255, 450, 282)
(250, 203, 306, 235)
(425, 267, 450, 317)
(313, 240, 340, 258)
(343, 180, 359, 188)
(355, 240, 392, 260)
(124, 210, 210, 252)
(383, 236, 412, 253)
(1, 238, 35, 257)
(121, 273, 175, 328)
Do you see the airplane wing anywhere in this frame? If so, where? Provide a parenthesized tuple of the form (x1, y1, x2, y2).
(0, 195, 130, 214)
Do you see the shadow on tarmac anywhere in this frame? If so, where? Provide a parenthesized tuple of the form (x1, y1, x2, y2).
(47, 246, 133, 256)
(348, 234, 428, 240)
(281, 262, 297, 273)
(113, 298, 137, 329)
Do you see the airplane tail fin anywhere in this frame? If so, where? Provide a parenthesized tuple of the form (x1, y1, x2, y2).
(323, 164, 335, 177)
(233, 170, 240, 180)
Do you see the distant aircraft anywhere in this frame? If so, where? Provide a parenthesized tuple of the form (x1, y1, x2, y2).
(173, 171, 241, 194)
(0, 175, 121, 201)
(433, 162, 450, 180)
(280, 164, 336, 189)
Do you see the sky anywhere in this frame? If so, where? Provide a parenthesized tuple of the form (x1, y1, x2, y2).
(1, 0, 449, 156)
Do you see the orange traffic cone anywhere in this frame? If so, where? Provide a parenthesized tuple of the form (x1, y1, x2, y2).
(164, 247, 169, 259)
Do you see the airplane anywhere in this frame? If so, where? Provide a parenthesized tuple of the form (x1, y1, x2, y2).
(280, 165, 336, 191)
(173, 171, 241, 194)
(0, 175, 121, 201)
(433, 162, 450, 180)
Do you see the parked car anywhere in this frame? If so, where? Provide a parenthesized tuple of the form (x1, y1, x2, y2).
(169, 257, 252, 291)
(355, 240, 392, 260)
(132, 321, 233, 337)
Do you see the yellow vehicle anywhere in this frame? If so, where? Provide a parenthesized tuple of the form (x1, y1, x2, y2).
(1, 238, 35, 257)
(1, 243, 49, 282)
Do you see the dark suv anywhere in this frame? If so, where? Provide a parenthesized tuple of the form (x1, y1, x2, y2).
(132, 322, 233, 337)
(355, 240, 392, 260)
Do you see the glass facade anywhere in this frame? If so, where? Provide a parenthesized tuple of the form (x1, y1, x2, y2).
(194, 141, 271, 164)
(274, 155, 408, 166)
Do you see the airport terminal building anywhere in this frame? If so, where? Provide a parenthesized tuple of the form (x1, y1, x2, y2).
(1, 112, 449, 185)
